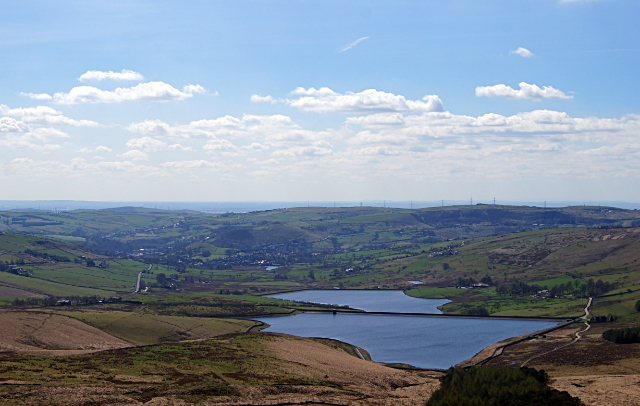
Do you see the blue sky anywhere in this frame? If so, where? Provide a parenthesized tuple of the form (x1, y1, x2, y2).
(1, 0, 639, 202)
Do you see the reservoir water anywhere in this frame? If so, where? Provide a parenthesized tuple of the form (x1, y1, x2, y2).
(257, 290, 560, 369)
(268, 289, 450, 314)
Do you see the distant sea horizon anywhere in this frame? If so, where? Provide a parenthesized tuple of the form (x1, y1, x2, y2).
(1, 200, 639, 213)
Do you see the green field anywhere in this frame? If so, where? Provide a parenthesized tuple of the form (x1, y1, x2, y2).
(1, 205, 640, 323)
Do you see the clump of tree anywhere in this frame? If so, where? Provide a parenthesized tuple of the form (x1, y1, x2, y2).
(23, 249, 70, 262)
(426, 366, 584, 406)
(602, 326, 640, 344)
(496, 278, 614, 299)
(591, 314, 618, 323)
(480, 275, 494, 286)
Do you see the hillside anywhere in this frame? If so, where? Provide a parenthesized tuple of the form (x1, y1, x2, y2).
(0, 332, 441, 405)
(1, 205, 640, 405)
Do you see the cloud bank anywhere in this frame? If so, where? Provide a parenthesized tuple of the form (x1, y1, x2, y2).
(79, 69, 145, 82)
(286, 87, 444, 113)
(53, 82, 206, 104)
(20, 92, 53, 100)
(475, 82, 573, 100)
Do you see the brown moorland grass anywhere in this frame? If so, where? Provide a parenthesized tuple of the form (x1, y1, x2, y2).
(0, 310, 131, 354)
(65, 311, 261, 345)
(0, 332, 441, 405)
(551, 375, 640, 406)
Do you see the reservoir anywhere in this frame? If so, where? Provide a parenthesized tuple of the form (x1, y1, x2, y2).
(256, 290, 560, 369)
(268, 289, 450, 314)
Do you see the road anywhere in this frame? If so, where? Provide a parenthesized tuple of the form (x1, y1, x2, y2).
(134, 264, 152, 293)
(520, 297, 593, 367)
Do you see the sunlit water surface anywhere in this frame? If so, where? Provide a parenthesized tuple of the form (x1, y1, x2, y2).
(256, 290, 558, 369)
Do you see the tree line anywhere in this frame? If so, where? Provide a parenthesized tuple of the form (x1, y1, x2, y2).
(11, 295, 116, 307)
(23, 248, 70, 262)
(602, 326, 640, 344)
(496, 278, 613, 298)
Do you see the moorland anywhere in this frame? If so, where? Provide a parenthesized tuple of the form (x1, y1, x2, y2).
(1, 204, 639, 405)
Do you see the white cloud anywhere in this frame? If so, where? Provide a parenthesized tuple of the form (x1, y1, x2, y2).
(21, 127, 69, 141)
(250, 95, 278, 104)
(0, 137, 62, 150)
(79, 146, 112, 153)
(127, 120, 172, 137)
(0, 127, 68, 150)
(0, 117, 29, 132)
(339, 37, 369, 53)
(7, 105, 640, 186)
(240, 142, 269, 151)
(203, 139, 236, 151)
(127, 114, 319, 148)
(20, 92, 53, 100)
(168, 144, 193, 151)
(79, 69, 145, 82)
(346, 113, 406, 126)
(509, 47, 534, 58)
(272, 141, 333, 157)
(475, 82, 573, 100)
(182, 84, 207, 94)
(354, 146, 400, 156)
(126, 137, 167, 152)
(52, 81, 207, 104)
(21, 115, 98, 127)
(117, 150, 149, 161)
(2, 157, 162, 178)
(1, 104, 61, 117)
(287, 87, 443, 113)
(161, 160, 224, 170)
(0, 104, 98, 127)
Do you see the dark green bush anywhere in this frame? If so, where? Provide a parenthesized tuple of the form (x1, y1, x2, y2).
(602, 326, 640, 344)
(426, 366, 584, 406)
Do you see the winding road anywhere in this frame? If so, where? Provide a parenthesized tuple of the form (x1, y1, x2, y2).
(134, 264, 152, 293)
(520, 297, 592, 367)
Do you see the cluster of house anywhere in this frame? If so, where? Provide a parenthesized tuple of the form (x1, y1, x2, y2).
(9, 266, 28, 276)
(457, 283, 490, 289)
(533, 290, 552, 298)
(428, 248, 458, 258)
